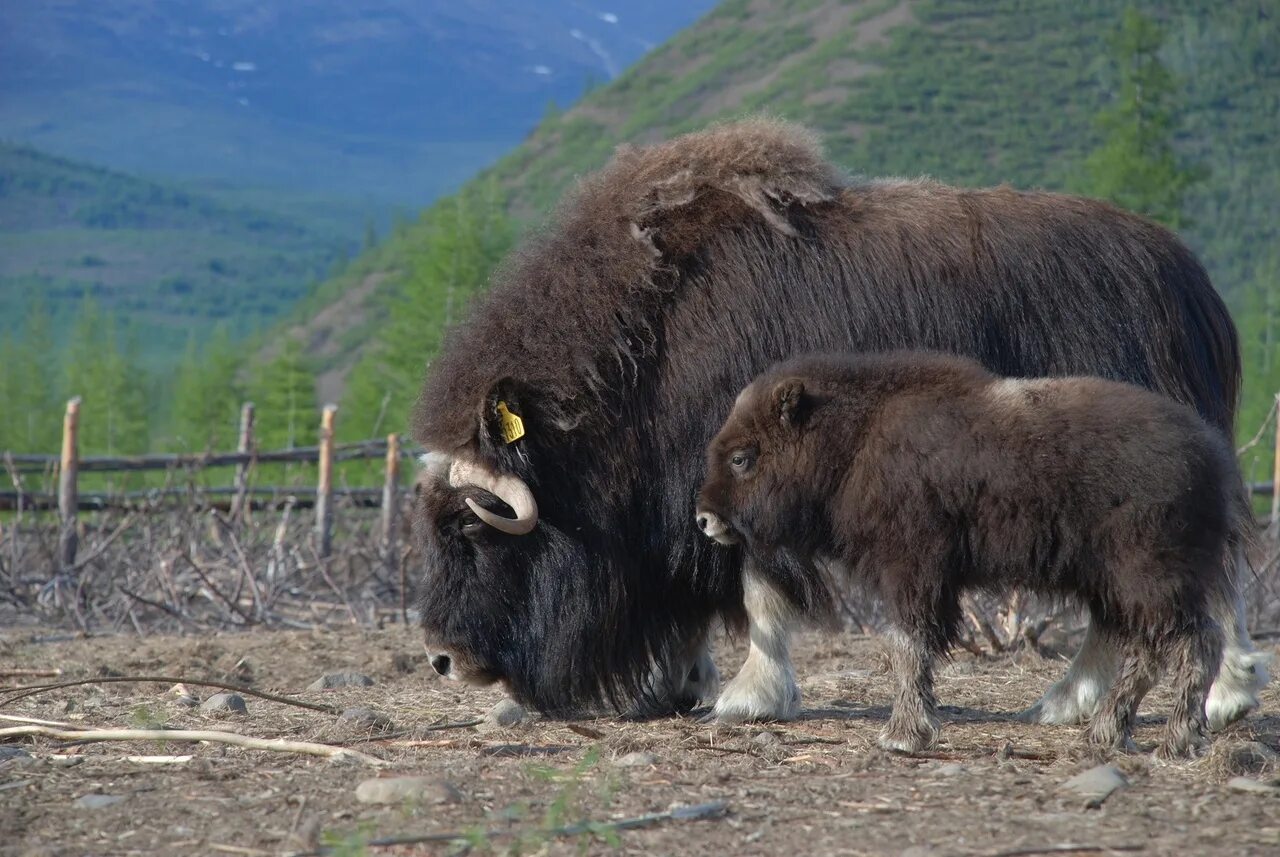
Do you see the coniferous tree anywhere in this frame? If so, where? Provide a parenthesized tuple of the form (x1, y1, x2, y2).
(1078, 8, 1205, 228)
(0, 300, 60, 452)
(1236, 252, 1280, 487)
(341, 184, 514, 443)
(170, 326, 244, 451)
(249, 337, 317, 451)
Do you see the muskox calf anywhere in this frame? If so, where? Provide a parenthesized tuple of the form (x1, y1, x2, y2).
(696, 351, 1248, 757)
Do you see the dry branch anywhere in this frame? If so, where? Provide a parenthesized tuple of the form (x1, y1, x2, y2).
(0, 724, 385, 765)
(0, 675, 340, 714)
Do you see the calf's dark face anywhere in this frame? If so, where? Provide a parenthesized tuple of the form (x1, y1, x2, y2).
(696, 378, 817, 552)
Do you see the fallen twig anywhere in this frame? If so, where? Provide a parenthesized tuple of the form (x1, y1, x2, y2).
(284, 800, 729, 856)
(0, 669, 62, 679)
(0, 713, 74, 728)
(0, 725, 385, 765)
(0, 674, 340, 714)
(986, 845, 1144, 857)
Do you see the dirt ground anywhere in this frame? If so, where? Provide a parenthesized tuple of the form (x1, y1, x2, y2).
(2, 624, 1278, 857)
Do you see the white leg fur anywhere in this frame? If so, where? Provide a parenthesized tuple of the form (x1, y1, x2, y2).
(1022, 620, 1117, 725)
(712, 570, 801, 723)
(1207, 581, 1271, 731)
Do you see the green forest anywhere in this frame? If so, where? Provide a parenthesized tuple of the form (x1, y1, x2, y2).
(0, 143, 356, 363)
(1, 1, 1277, 491)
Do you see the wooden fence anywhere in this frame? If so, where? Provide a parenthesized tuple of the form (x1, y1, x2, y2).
(4, 393, 1280, 574)
(1, 400, 418, 571)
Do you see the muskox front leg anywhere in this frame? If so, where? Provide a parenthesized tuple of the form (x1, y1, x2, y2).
(710, 568, 801, 723)
(633, 630, 721, 717)
(878, 627, 941, 753)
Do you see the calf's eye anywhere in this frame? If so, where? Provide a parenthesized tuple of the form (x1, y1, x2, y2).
(729, 451, 754, 474)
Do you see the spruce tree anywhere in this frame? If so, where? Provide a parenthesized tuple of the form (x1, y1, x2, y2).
(170, 326, 244, 452)
(342, 183, 514, 443)
(249, 337, 317, 451)
(1078, 8, 1204, 228)
(1236, 252, 1280, 488)
(0, 300, 60, 452)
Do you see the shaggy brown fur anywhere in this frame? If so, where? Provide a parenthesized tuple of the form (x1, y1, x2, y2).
(696, 351, 1246, 757)
(407, 119, 1256, 719)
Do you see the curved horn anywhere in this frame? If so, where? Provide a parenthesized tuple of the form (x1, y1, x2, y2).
(448, 459, 539, 536)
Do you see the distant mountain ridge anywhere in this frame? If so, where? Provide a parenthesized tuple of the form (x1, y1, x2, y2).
(295, 0, 1279, 403)
(0, 142, 348, 361)
(0, 0, 716, 204)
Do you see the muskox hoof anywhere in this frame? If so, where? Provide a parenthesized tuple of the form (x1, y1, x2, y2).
(1021, 684, 1105, 726)
(1084, 722, 1138, 755)
(708, 676, 800, 724)
(877, 718, 939, 754)
(1155, 727, 1210, 761)
(1205, 652, 1270, 732)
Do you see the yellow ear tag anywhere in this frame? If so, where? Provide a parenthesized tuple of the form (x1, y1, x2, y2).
(496, 401, 526, 444)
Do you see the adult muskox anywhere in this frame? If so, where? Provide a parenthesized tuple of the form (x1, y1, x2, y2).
(410, 119, 1267, 724)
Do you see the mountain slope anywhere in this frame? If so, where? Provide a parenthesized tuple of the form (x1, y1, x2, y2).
(0, 1, 716, 204)
(300, 0, 1279, 391)
(0, 143, 349, 361)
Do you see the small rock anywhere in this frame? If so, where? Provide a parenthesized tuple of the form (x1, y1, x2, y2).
(338, 707, 394, 732)
(308, 672, 375, 691)
(1227, 776, 1280, 795)
(1061, 764, 1128, 807)
(354, 776, 460, 805)
(74, 793, 125, 810)
(751, 731, 783, 748)
(480, 698, 529, 730)
(933, 763, 964, 777)
(0, 746, 33, 765)
(200, 692, 248, 717)
(615, 751, 658, 767)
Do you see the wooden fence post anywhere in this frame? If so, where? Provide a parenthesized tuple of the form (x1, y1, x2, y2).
(58, 397, 81, 572)
(1272, 391, 1280, 531)
(315, 404, 337, 559)
(381, 433, 402, 614)
(230, 402, 255, 523)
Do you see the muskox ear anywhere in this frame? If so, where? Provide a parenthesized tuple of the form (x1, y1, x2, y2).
(479, 378, 531, 451)
(772, 378, 808, 427)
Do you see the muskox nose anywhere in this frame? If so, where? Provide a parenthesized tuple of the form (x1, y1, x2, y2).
(696, 514, 710, 533)
(430, 654, 452, 677)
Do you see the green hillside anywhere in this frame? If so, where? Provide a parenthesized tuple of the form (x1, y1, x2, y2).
(292, 0, 1278, 477)
(0, 143, 354, 362)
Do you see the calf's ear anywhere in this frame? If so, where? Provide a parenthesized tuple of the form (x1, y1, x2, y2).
(772, 378, 808, 427)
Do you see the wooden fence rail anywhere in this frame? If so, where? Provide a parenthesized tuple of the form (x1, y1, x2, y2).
(4, 393, 1280, 571)
(0, 400, 423, 569)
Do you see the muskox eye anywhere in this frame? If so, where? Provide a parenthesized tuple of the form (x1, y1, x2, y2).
(729, 451, 754, 474)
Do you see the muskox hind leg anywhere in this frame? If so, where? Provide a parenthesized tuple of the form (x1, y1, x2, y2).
(710, 567, 801, 723)
(1085, 635, 1158, 753)
(1021, 617, 1117, 725)
(878, 627, 941, 753)
(1206, 566, 1271, 731)
(1159, 623, 1222, 759)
